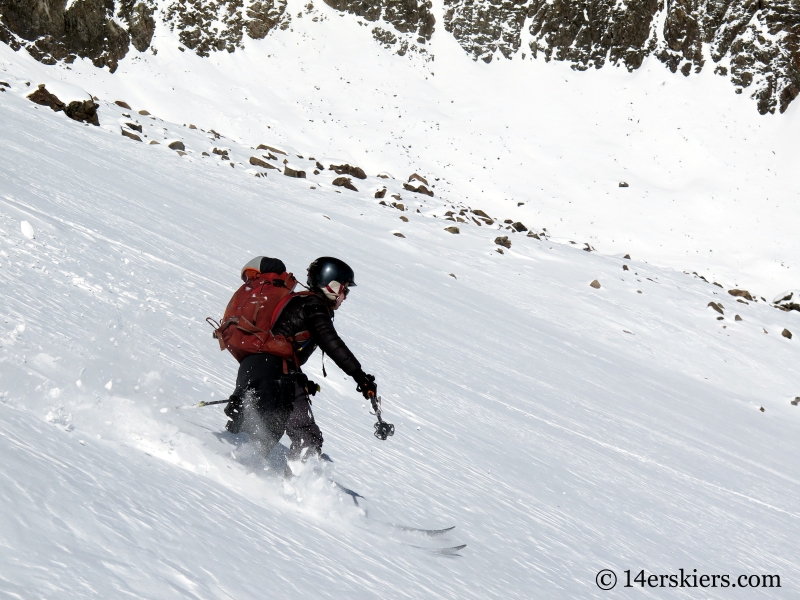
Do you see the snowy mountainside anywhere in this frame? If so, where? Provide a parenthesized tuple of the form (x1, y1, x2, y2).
(2, 48, 800, 598)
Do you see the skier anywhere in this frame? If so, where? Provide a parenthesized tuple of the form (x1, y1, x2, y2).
(222, 256, 377, 468)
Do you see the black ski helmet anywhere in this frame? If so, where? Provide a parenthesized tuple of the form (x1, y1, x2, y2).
(307, 257, 357, 290)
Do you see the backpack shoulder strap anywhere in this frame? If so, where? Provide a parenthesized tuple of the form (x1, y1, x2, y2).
(269, 290, 314, 330)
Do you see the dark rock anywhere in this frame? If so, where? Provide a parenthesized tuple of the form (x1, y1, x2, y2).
(212, 148, 228, 156)
(400, 216, 409, 222)
(449, 273, 457, 279)
(375, 188, 387, 199)
(782, 328, 792, 339)
(177, 150, 187, 156)
(392, 202, 406, 211)
(257, 144, 287, 155)
(323, 0, 435, 45)
(403, 182, 434, 196)
(393, 232, 406, 238)
(168, 140, 186, 151)
(503, 219, 513, 224)
(379, 200, 388, 206)
(284, 166, 307, 178)
(472, 209, 490, 218)
(330, 163, 367, 179)
(728, 288, 753, 301)
(189, 124, 197, 129)
(115, 100, 132, 109)
(496, 248, 504, 254)
(527, 231, 540, 239)
(583, 243, 595, 252)
(792, 397, 800, 406)
(624, 254, 631, 259)
(512, 221, 527, 232)
(589, 279, 601, 289)
(126, 122, 142, 132)
(622, 264, 629, 271)
(138, 109, 150, 116)
(28, 84, 99, 125)
(708, 301, 724, 315)
(332, 176, 357, 190)
(249, 156, 276, 169)
(316, 161, 325, 170)
(150, 140, 160, 145)
(495, 236, 511, 249)
(734, 314, 742, 321)
(409, 173, 429, 186)
(713, 281, 723, 287)
(619, 181, 629, 188)
(121, 129, 142, 142)
(444, 226, 460, 234)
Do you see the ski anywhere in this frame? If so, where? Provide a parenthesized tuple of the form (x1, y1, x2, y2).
(407, 543, 467, 556)
(388, 524, 456, 537)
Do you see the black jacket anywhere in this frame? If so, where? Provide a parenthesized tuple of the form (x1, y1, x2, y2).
(272, 292, 364, 381)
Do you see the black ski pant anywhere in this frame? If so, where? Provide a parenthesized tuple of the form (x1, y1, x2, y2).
(229, 353, 323, 461)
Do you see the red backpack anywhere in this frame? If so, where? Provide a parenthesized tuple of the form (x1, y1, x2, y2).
(207, 271, 311, 363)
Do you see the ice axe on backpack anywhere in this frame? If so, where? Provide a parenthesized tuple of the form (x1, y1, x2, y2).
(370, 395, 395, 441)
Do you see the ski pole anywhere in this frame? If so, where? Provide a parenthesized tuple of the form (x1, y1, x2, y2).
(371, 395, 395, 440)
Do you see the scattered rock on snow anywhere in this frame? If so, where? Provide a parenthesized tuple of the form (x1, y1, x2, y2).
(403, 182, 434, 197)
(375, 188, 387, 199)
(589, 280, 601, 289)
(257, 144, 287, 156)
(121, 129, 142, 142)
(782, 328, 792, 339)
(583, 243, 595, 252)
(114, 100, 131, 109)
(125, 122, 142, 132)
(393, 232, 406, 238)
(708, 301, 724, 314)
(284, 165, 307, 178)
(444, 226, 460, 234)
(138, 109, 151, 116)
(189, 124, 197, 129)
(330, 164, 367, 179)
(20, 221, 35, 240)
(28, 84, 99, 125)
(150, 140, 160, 145)
(332, 176, 357, 191)
(168, 141, 186, 151)
(391, 202, 405, 211)
(773, 291, 800, 312)
(400, 216, 409, 222)
(619, 181, 629, 187)
(249, 156, 276, 169)
(623, 254, 631, 259)
(728, 289, 754, 301)
(408, 173, 428, 186)
(449, 273, 457, 279)
(527, 231, 540, 239)
(495, 236, 511, 249)
(622, 264, 629, 271)
(496, 248, 504, 254)
(791, 397, 800, 406)
(512, 221, 528, 232)
(735, 314, 742, 321)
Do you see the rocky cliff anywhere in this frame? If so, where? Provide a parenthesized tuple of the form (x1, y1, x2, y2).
(1, 0, 798, 113)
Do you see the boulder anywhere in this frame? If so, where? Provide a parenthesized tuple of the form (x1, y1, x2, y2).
(375, 188, 387, 199)
(114, 100, 132, 109)
(330, 163, 367, 179)
(28, 84, 99, 125)
(393, 232, 406, 238)
(332, 176, 357, 190)
(444, 226, 460, 234)
(408, 173, 429, 186)
(708, 301, 724, 314)
(121, 129, 142, 142)
(773, 290, 800, 312)
(126, 122, 142, 132)
(400, 216, 409, 222)
(149, 140, 160, 145)
(590, 280, 601, 289)
(473, 209, 490, 218)
(496, 248, 504, 254)
(257, 144, 287, 155)
(168, 141, 186, 151)
(249, 156, 276, 169)
(495, 236, 511, 249)
(391, 202, 405, 211)
(527, 231, 540, 239)
(284, 166, 307, 178)
(138, 109, 151, 115)
(403, 182, 434, 197)
(189, 124, 197, 129)
(728, 289, 753, 301)
(619, 181, 629, 187)
(735, 315, 742, 321)
(624, 254, 631, 259)
(792, 397, 800, 406)
(782, 328, 792, 339)
(512, 221, 528, 232)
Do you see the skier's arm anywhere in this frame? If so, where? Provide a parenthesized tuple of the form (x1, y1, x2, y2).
(304, 299, 365, 379)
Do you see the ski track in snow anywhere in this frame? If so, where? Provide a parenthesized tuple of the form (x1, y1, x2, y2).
(0, 27, 800, 599)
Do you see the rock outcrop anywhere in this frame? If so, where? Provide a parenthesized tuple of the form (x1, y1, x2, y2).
(27, 84, 99, 125)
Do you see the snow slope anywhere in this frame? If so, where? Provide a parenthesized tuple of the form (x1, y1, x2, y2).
(4, 1, 799, 298)
(2, 42, 800, 598)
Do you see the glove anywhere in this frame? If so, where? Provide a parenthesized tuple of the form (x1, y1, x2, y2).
(356, 373, 377, 400)
(307, 379, 320, 396)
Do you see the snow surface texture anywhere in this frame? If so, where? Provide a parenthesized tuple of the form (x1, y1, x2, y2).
(1, 32, 800, 600)
(1, 5, 798, 298)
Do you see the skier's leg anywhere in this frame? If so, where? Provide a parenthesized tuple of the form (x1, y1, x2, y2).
(285, 382, 324, 462)
(232, 355, 289, 455)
